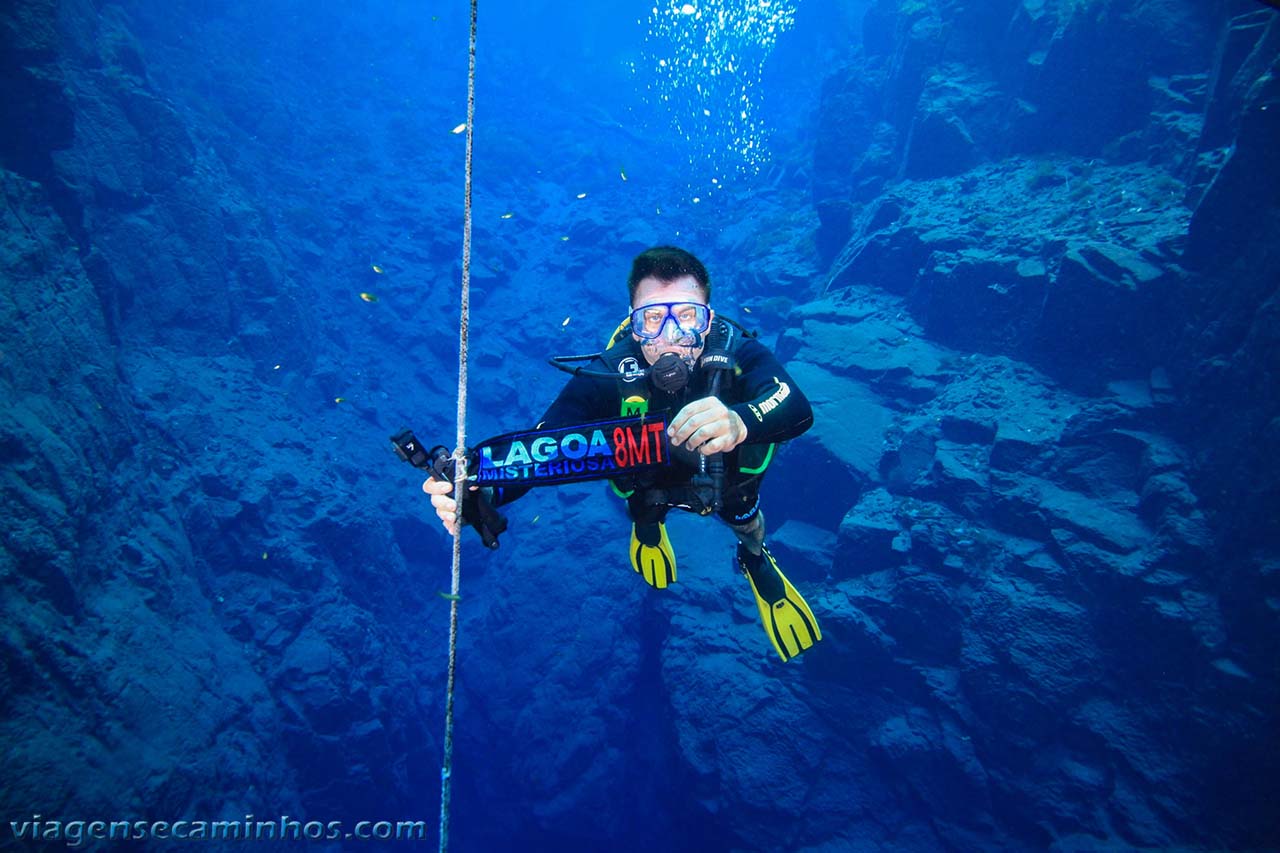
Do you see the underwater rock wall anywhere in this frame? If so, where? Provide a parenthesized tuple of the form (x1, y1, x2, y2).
(443, 4, 1280, 844)
(1, 0, 441, 834)
(665, 0, 1277, 849)
(2, 0, 1277, 851)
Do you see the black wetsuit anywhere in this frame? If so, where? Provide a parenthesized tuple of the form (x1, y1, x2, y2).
(492, 332, 813, 527)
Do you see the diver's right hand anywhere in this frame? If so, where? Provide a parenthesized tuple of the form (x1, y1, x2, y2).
(422, 477, 480, 537)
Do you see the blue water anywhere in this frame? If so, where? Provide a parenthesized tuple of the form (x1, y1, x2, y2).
(3, 0, 1279, 851)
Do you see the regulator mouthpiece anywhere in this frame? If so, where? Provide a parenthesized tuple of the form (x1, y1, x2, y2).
(649, 352, 691, 393)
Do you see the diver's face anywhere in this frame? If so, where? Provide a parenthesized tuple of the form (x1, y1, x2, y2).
(631, 274, 713, 366)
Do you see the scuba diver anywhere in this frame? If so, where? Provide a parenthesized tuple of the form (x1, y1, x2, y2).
(420, 246, 821, 661)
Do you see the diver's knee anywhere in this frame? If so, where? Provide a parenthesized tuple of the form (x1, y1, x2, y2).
(735, 509, 763, 535)
(728, 511, 765, 553)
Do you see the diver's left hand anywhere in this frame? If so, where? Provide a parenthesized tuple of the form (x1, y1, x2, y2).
(669, 397, 748, 456)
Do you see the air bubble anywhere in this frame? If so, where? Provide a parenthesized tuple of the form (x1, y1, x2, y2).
(641, 0, 796, 183)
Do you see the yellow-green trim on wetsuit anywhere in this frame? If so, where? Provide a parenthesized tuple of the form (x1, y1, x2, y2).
(738, 443, 775, 475)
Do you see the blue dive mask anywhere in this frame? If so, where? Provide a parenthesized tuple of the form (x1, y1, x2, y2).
(629, 301, 712, 342)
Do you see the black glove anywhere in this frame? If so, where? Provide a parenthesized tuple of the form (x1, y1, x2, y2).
(390, 431, 508, 549)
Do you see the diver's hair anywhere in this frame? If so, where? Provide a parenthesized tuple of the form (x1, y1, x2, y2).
(627, 246, 711, 304)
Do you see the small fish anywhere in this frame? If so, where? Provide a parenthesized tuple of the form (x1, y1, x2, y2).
(371, 264, 384, 274)
(450, 123, 467, 135)
(438, 591, 462, 602)
(500, 212, 515, 219)
(273, 363, 282, 370)
(360, 292, 379, 303)
(334, 396, 346, 403)
(620, 169, 628, 182)
(576, 192, 587, 199)
(532, 515, 540, 523)
(562, 316, 571, 327)
(560, 236, 570, 241)
(743, 306, 752, 314)
(262, 552, 269, 560)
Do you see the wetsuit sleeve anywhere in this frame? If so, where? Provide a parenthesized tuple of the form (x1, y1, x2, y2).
(727, 339, 814, 444)
(487, 367, 615, 508)
(534, 369, 617, 431)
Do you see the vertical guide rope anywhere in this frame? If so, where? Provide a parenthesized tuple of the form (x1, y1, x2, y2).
(439, 0, 478, 850)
